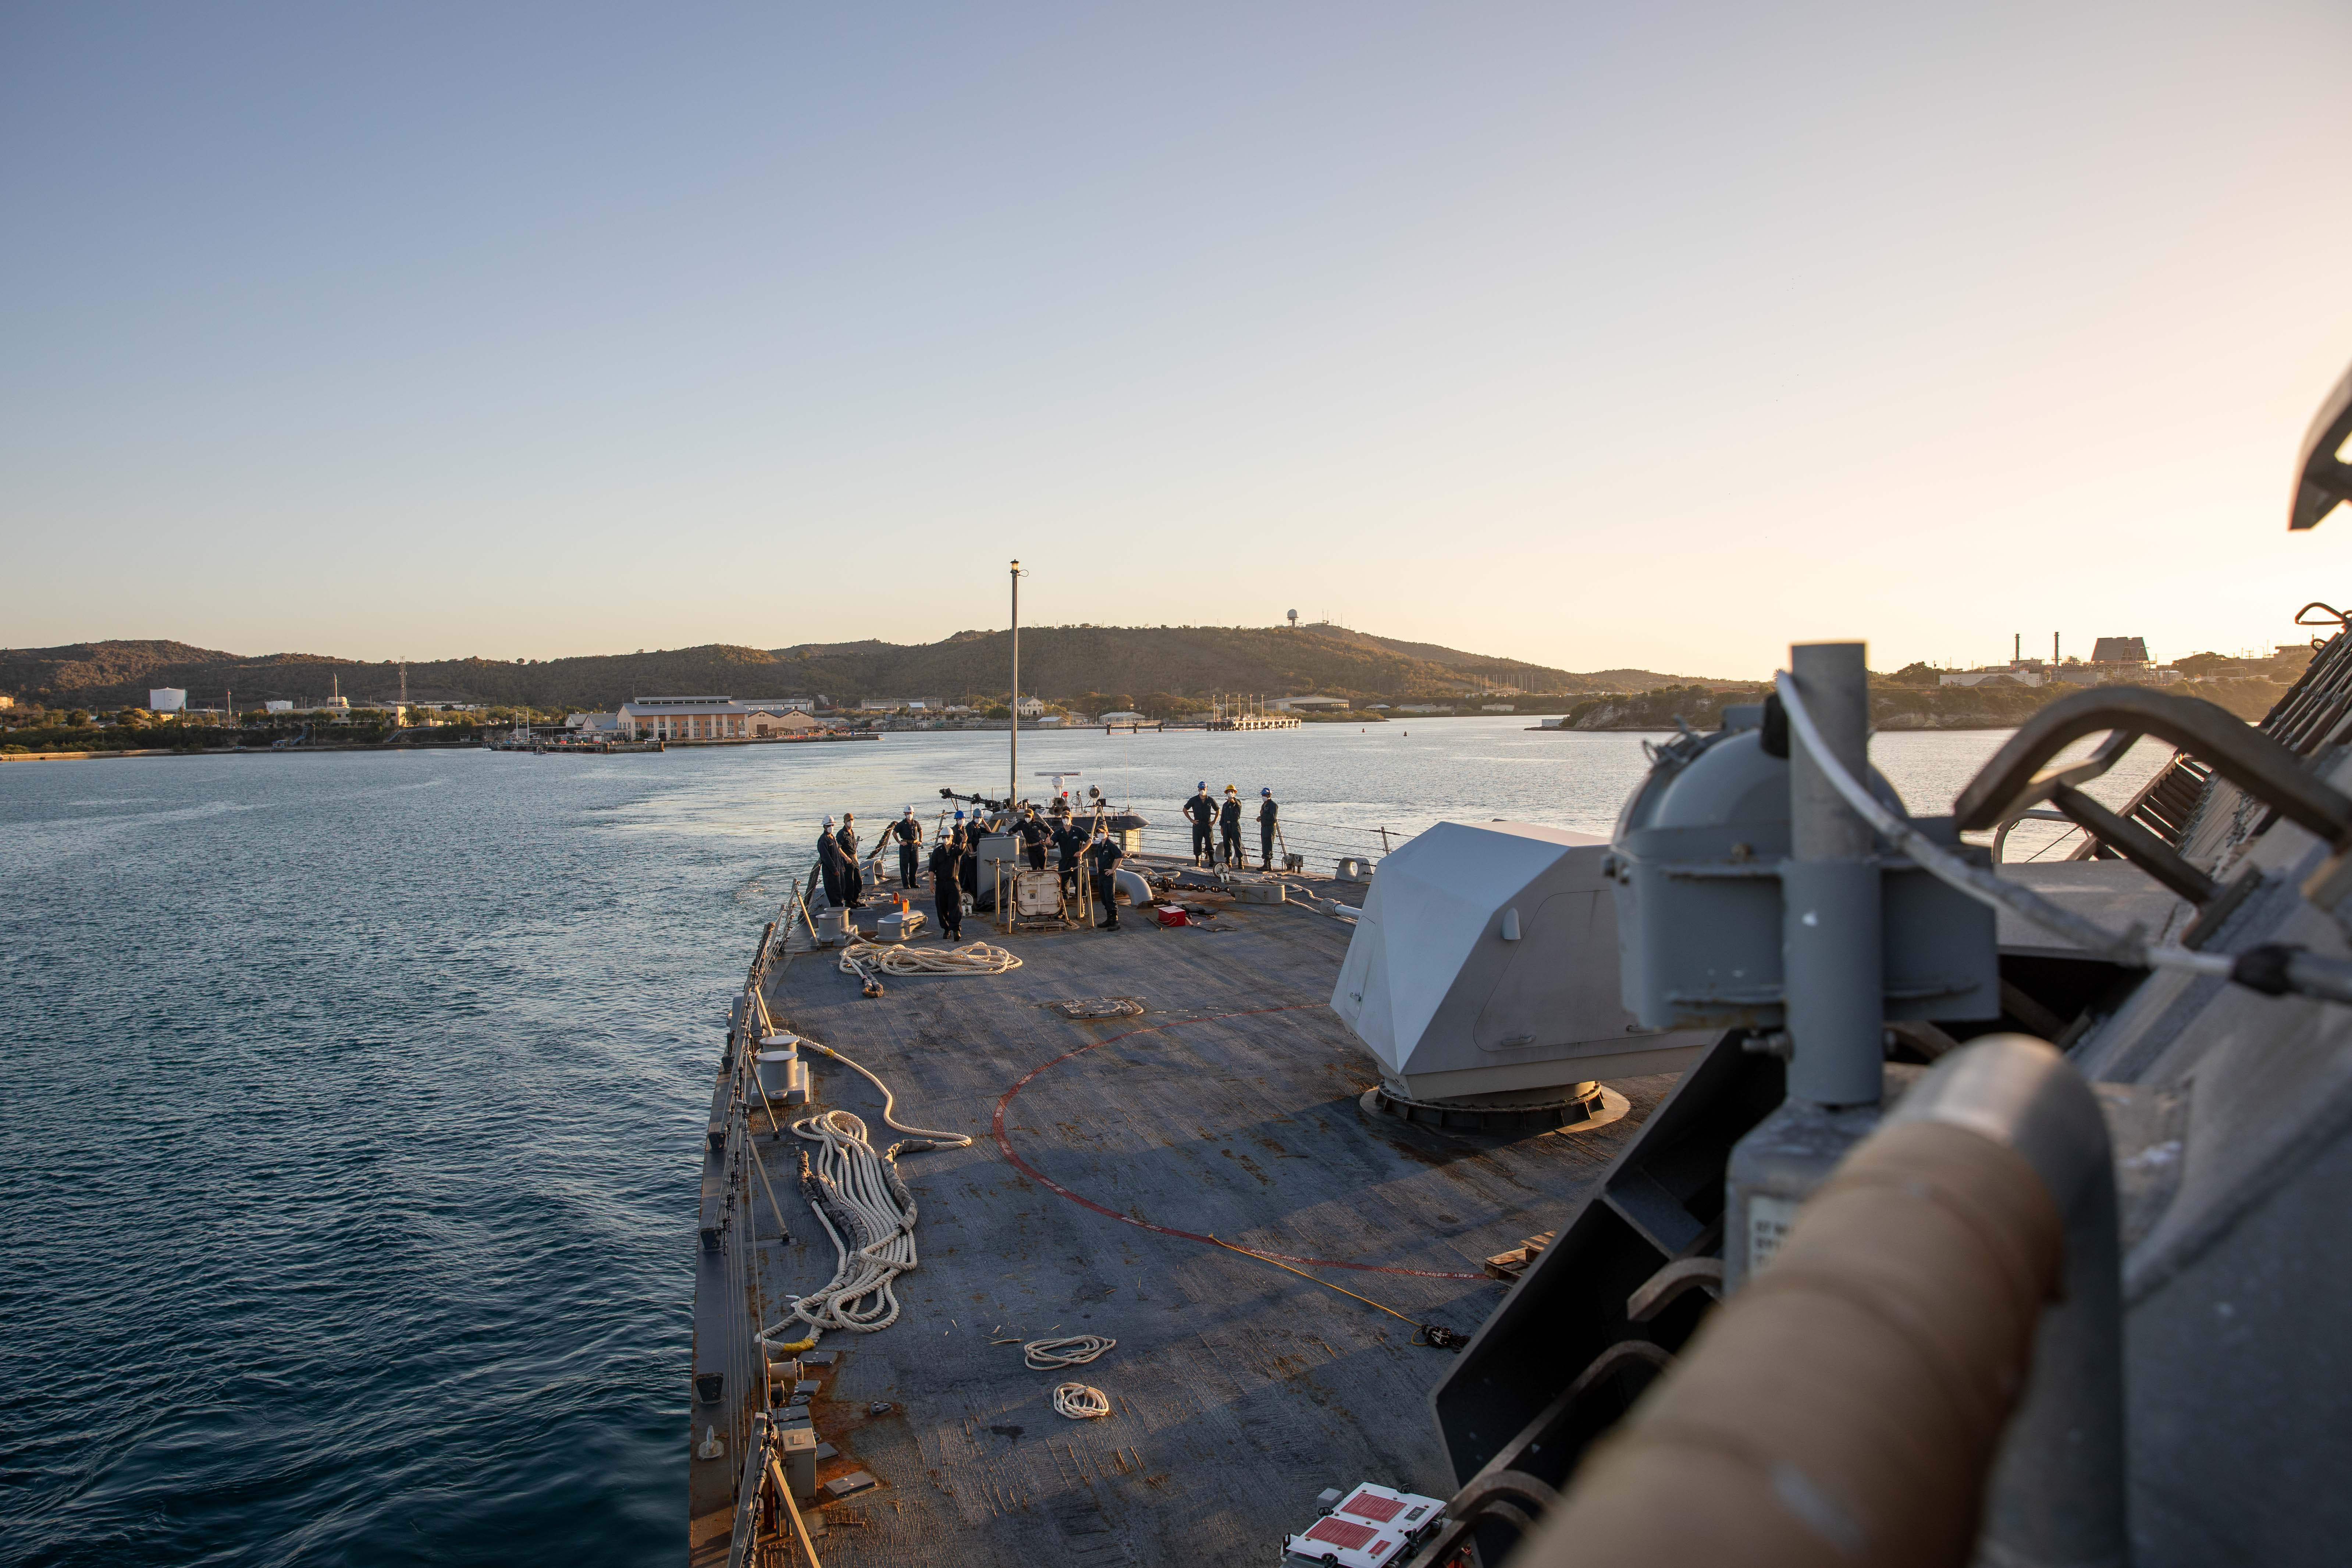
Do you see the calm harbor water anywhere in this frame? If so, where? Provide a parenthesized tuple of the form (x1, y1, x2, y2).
(0, 718, 2166, 1565)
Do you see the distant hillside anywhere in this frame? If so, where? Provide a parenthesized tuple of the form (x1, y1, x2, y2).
(0, 627, 1722, 712)
(1558, 677, 2297, 732)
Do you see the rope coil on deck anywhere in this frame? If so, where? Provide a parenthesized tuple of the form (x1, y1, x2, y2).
(1053, 1383, 1112, 1420)
(1023, 1334, 1117, 1369)
(769, 1041, 974, 1347)
(840, 938, 1021, 977)
(837, 938, 1021, 995)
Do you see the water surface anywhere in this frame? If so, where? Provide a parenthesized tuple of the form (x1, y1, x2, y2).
(0, 718, 2164, 1564)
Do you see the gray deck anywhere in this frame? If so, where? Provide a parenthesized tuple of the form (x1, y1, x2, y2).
(697, 867, 1673, 1565)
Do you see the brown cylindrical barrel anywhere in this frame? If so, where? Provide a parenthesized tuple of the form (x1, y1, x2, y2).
(1511, 1118, 2064, 1568)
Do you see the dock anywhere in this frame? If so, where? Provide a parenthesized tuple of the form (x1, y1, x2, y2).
(687, 857, 1674, 1565)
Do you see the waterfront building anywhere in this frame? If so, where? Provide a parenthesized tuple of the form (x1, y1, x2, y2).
(617, 697, 836, 740)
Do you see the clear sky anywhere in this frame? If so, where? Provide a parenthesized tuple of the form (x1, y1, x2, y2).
(6, 2, 2351, 677)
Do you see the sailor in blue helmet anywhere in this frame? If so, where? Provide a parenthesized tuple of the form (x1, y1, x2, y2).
(1184, 781, 1216, 866)
(1257, 786, 1279, 870)
(892, 806, 923, 890)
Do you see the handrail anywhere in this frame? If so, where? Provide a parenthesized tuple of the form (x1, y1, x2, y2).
(1953, 686, 2352, 846)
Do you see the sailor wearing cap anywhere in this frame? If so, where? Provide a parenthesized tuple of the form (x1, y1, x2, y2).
(1258, 786, 1279, 870)
(1218, 784, 1243, 868)
(835, 813, 864, 908)
(929, 828, 966, 940)
(1184, 782, 1217, 866)
(1017, 804, 1050, 871)
(954, 810, 984, 904)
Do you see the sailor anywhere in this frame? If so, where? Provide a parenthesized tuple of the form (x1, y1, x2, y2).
(929, 832, 965, 941)
(835, 813, 864, 908)
(1184, 782, 1217, 865)
(1257, 786, 1279, 870)
(1088, 824, 1125, 931)
(1017, 806, 1050, 872)
(1055, 815, 1085, 897)
(892, 807, 923, 890)
(816, 815, 846, 906)
(1218, 785, 1243, 868)
(958, 811, 983, 903)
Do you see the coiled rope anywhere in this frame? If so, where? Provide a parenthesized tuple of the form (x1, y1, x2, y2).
(1023, 1334, 1116, 1369)
(838, 936, 1022, 996)
(1053, 1383, 1111, 1420)
(838, 938, 1021, 979)
(765, 1040, 973, 1348)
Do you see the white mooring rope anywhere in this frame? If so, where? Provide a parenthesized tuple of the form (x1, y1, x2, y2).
(1053, 1382, 1112, 1420)
(838, 938, 1022, 980)
(772, 1041, 972, 1346)
(1023, 1334, 1117, 1369)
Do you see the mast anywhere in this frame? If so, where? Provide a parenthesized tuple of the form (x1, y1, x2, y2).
(1010, 561, 1025, 804)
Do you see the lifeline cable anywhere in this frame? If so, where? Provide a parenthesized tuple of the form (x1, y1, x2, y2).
(1773, 671, 2234, 981)
(1023, 1334, 1116, 1369)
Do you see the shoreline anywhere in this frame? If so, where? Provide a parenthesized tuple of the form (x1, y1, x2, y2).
(0, 742, 489, 763)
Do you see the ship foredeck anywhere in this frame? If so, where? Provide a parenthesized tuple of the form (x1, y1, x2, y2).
(690, 864, 1672, 1565)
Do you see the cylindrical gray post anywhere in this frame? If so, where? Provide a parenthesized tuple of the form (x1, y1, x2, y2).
(1009, 561, 1021, 805)
(1783, 641, 1883, 1108)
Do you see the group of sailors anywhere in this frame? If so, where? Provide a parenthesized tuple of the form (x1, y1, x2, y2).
(1182, 781, 1279, 869)
(814, 797, 1131, 937)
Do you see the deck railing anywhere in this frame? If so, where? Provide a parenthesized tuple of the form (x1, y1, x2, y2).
(698, 865, 824, 1567)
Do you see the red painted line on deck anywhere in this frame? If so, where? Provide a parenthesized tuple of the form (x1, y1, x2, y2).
(992, 1004, 1488, 1281)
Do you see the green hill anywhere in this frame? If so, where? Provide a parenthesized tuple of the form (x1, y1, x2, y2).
(0, 627, 1712, 712)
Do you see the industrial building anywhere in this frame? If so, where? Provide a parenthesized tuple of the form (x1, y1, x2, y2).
(615, 697, 834, 741)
